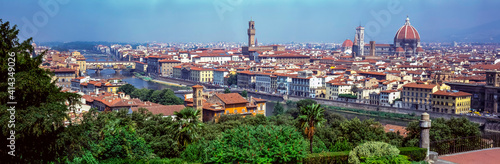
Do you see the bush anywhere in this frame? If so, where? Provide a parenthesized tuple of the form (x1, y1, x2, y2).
(330, 139, 353, 152)
(303, 151, 349, 164)
(348, 141, 400, 164)
(362, 155, 411, 164)
(181, 139, 210, 163)
(206, 125, 308, 163)
(149, 158, 187, 164)
(339, 94, 357, 99)
(398, 147, 427, 161)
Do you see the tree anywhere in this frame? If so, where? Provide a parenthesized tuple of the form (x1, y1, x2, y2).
(240, 90, 248, 98)
(149, 90, 163, 103)
(298, 104, 326, 153)
(273, 101, 284, 116)
(0, 20, 80, 162)
(404, 117, 480, 147)
(296, 99, 317, 109)
(227, 73, 237, 87)
(224, 88, 231, 93)
(351, 85, 359, 95)
(172, 107, 204, 148)
(159, 89, 183, 105)
(130, 88, 150, 100)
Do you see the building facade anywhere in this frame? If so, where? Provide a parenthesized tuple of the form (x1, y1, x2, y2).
(432, 90, 472, 114)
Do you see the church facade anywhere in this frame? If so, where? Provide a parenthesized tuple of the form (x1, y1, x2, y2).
(351, 17, 424, 58)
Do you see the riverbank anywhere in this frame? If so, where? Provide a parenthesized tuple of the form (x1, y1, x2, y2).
(133, 73, 191, 90)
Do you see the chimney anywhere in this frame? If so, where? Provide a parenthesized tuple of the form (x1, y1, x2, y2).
(370, 41, 376, 56)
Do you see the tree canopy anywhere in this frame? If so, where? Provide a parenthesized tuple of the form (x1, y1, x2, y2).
(0, 19, 80, 162)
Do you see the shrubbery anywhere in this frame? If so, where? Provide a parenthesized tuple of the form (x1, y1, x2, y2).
(204, 125, 308, 163)
(303, 151, 350, 164)
(398, 147, 427, 161)
(348, 141, 401, 164)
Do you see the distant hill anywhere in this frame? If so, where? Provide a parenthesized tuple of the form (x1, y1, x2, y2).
(433, 20, 500, 43)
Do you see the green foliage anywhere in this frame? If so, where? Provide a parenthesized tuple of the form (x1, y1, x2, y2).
(296, 99, 317, 109)
(227, 73, 237, 87)
(339, 94, 357, 99)
(205, 125, 308, 163)
(337, 118, 392, 148)
(330, 139, 353, 152)
(172, 108, 203, 148)
(130, 88, 183, 105)
(348, 141, 400, 164)
(303, 151, 350, 164)
(117, 84, 136, 95)
(224, 88, 231, 93)
(132, 109, 180, 158)
(351, 85, 359, 94)
(285, 107, 300, 119)
(181, 139, 210, 163)
(66, 150, 98, 164)
(273, 101, 285, 116)
(398, 147, 427, 161)
(95, 125, 153, 160)
(404, 117, 480, 147)
(328, 106, 419, 120)
(0, 19, 81, 162)
(310, 137, 329, 153)
(131, 88, 150, 100)
(362, 155, 411, 164)
(299, 104, 326, 153)
(286, 100, 296, 106)
(241, 90, 248, 98)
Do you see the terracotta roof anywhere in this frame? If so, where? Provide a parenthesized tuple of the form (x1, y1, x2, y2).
(131, 105, 185, 116)
(215, 93, 249, 105)
(192, 85, 204, 88)
(432, 90, 472, 97)
(403, 83, 436, 89)
(384, 124, 408, 137)
(159, 59, 181, 63)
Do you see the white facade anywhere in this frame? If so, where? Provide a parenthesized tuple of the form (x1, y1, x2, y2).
(327, 83, 352, 100)
(380, 90, 401, 107)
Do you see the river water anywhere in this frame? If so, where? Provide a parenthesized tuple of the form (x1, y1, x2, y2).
(86, 56, 412, 126)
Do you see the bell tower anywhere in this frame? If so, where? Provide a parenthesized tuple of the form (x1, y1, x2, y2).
(192, 85, 204, 121)
(248, 19, 256, 47)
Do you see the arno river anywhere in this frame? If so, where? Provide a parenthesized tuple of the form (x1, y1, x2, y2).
(86, 56, 411, 126)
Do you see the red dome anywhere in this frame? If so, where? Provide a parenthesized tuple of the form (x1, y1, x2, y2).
(416, 47, 424, 52)
(342, 39, 353, 47)
(396, 47, 404, 52)
(394, 17, 420, 42)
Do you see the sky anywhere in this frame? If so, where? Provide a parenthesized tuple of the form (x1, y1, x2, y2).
(1, 0, 500, 44)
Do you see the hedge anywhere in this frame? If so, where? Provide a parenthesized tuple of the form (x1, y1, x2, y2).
(302, 151, 350, 164)
(398, 147, 427, 161)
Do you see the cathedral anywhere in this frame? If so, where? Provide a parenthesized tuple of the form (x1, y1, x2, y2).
(350, 17, 424, 58)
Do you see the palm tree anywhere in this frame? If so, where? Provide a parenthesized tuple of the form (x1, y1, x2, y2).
(172, 107, 203, 147)
(299, 103, 326, 153)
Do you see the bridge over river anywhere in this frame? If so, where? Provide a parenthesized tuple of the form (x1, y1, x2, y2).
(86, 61, 135, 74)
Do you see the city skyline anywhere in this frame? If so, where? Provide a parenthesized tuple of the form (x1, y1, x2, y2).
(1, 0, 500, 43)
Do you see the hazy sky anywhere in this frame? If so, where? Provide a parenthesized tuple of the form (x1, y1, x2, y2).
(1, 0, 499, 43)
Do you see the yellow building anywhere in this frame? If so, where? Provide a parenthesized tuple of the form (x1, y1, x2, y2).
(432, 90, 472, 114)
(76, 56, 86, 74)
(71, 51, 81, 57)
(402, 83, 439, 111)
(103, 83, 120, 94)
(187, 85, 266, 122)
(190, 67, 214, 83)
